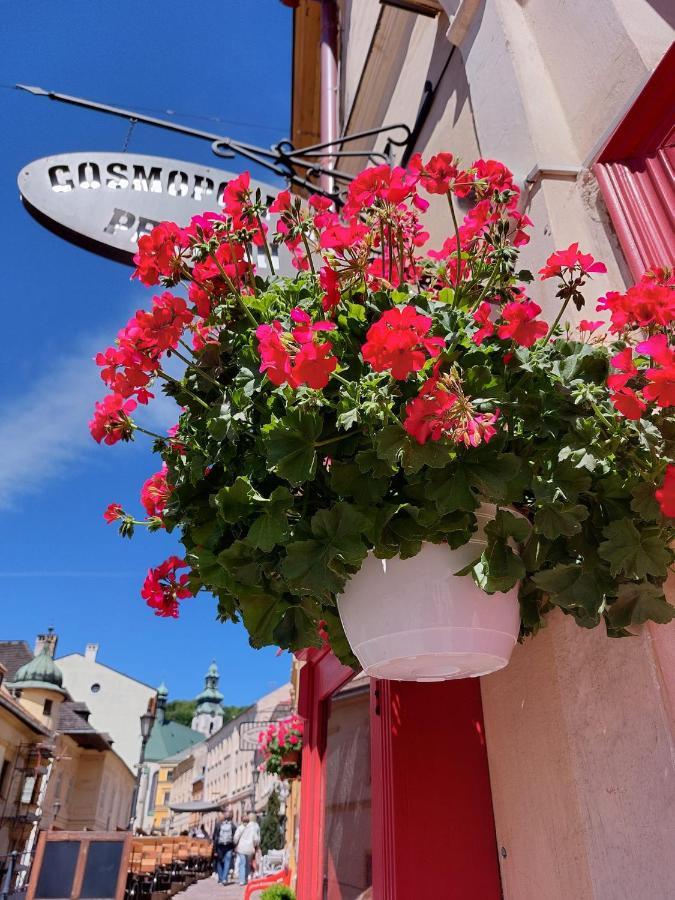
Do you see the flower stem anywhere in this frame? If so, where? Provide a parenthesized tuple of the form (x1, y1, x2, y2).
(446, 192, 463, 298)
(211, 254, 258, 328)
(545, 295, 571, 342)
(301, 232, 316, 275)
(332, 371, 352, 388)
(314, 432, 355, 448)
(256, 212, 276, 276)
(132, 424, 167, 441)
(469, 265, 501, 314)
(170, 348, 224, 391)
(157, 371, 210, 410)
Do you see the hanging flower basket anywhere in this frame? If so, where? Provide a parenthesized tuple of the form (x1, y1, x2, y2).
(91, 151, 675, 681)
(257, 716, 304, 780)
(337, 506, 521, 680)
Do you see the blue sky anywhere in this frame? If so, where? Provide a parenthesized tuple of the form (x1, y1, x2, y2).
(0, 1, 294, 705)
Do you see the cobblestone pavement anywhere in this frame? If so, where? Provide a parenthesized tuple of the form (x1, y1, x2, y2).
(180, 875, 245, 900)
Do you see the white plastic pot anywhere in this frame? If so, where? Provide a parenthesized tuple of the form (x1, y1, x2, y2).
(337, 506, 521, 682)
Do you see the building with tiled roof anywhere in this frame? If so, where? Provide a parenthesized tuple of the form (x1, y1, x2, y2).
(0, 629, 135, 872)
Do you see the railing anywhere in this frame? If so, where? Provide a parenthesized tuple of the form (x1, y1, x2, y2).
(0, 850, 34, 900)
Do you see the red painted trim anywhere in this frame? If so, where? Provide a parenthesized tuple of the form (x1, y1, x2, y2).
(594, 42, 675, 281)
(371, 679, 502, 898)
(295, 649, 354, 900)
(598, 42, 675, 162)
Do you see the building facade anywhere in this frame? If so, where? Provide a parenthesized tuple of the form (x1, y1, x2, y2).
(0, 633, 134, 895)
(57, 642, 156, 770)
(165, 682, 292, 835)
(288, 2, 675, 898)
(134, 683, 203, 833)
(0, 660, 52, 880)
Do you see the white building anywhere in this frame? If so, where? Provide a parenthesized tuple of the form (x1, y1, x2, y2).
(57, 643, 156, 770)
(167, 681, 292, 833)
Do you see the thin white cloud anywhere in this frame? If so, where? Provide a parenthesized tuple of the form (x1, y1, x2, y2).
(0, 351, 102, 510)
(0, 328, 184, 511)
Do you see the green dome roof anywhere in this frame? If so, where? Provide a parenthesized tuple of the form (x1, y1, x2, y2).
(11, 647, 66, 694)
(194, 660, 224, 713)
(157, 681, 169, 698)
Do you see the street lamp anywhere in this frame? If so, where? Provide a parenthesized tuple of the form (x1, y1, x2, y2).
(128, 704, 156, 831)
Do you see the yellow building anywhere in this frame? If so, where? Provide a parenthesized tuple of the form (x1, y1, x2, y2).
(149, 760, 176, 833)
(0, 659, 53, 879)
(0, 635, 135, 842)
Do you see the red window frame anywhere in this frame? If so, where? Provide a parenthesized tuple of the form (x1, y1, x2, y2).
(594, 42, 675, 280)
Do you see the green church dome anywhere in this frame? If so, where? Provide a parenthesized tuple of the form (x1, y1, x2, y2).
(11, 647, 67, 694)
(194, 660, 224, 713)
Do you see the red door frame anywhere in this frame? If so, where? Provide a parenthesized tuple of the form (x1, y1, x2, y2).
(296, 649, 502, 899)
(593, 42, 675, 280)
(295, 647, 355, 899)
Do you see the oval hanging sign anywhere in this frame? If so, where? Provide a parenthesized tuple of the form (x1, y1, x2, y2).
(18, 151, 293, 273)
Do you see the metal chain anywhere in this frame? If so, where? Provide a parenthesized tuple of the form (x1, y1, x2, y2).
(122, 117, 137, 153)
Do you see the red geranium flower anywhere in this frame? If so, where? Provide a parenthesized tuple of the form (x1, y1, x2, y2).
(141, 465, 173, 519)
(103, 503, 124, 524)
(539, 243, 607, 280)
(362, 306, 444, 379)
(132, 222, 188, 286)
(497, 300, 548, 347)
(655, 465, 675, 518)
(141, 556, 193, 619)
(472, 302, 495, 345)
(89, 394, 137, 445)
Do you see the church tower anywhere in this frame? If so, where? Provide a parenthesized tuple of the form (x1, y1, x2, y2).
(191, 661, 224, 736)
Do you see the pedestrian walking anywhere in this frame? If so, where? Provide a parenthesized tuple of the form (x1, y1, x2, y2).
(212, 808, 237, 884)
(234, 813, 260, 886)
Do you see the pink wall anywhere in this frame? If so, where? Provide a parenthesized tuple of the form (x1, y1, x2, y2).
(481, 610, 675, 899)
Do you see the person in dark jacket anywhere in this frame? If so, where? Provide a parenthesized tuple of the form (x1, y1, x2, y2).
(212, 808, 237, 884)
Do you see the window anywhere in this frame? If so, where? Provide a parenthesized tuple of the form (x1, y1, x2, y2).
(163, 791, 171, 805)
(90, 683, 101, 693)
(148, 770, 159, 813)
(20, 774, 37, 805)
(43, 699, 53, 716)
(0, 759, 11, 798)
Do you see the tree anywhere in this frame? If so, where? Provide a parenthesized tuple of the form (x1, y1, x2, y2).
(260, 787, 283, 855)
(164, 700, 248, 728)
(164, 700, 197, 727)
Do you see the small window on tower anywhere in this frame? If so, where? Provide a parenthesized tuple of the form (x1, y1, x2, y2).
(43, 699, 53, 716)
(90, 683, 101, 693)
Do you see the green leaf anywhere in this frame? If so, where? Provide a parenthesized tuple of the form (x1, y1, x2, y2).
(534, 502, 589, 539)
(281, 541, 346, 597)
(599, 520, 672, 579)
(630, 482, 662, 522)
(310, 503, 370, 563)
(217, 540, 261, 585)
(532, 563, 607, 624)
(272, 605, 322, 650)
(606, 582, 675, 629)
(484, 509, 531, 545)
(374, 425, 451, 474)
(463, 452, 521, 499)
(246, 513, 288, 551)
(262, 410, 323, 485)
(215, 476, 260, 523)
(427, 466, 478, 513)
(330, 462, 388, 503)
(320, 608, 361, 669)
(245, 486, 293, 551)
(461, 541, 525, 594)
(239, 594, 290, 648)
